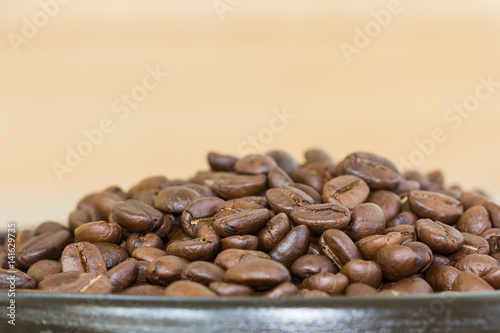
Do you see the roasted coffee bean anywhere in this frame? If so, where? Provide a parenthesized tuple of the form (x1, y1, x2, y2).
(389, 277, 433, 295)
(345, 203, 385, 242)
(292, 165, 332, 193)
(291, 184, 323, 204)
(355, 233, 402, 261)
(68, 210, 91, 232)
(59, 272, 111, 294)
(319, 229, 361, 269)
(132, 247, 168, 262)
(154, 214, 175, 238)
(384, 225, 416, 241)
(131, 189, 160, 207)
(221, 235, 259, 250)
(268, 167, 294, 188)
(167, 225, 192, 242)
(132, 176, 170, 193)
(404, 170, 430, 188)
(224, 258, 290, 290)
(340, 259, 382, 288)
(261, 282, 298, 298)
(266, 186, 314, 215)
(440, 187, 462, 200)
(408, 190, 463, 224)
(482, 228, 500, 255)
(298, 272, 348, 295)
(269, 225, 310, 267)
(77, 192, 99, 214)
(181, 197, 224, 237)
(213, 208, 270, 237)
(94, 243, 128, 269)
(405, 241, 433, 273)
(121, 284, 165, 296)
(16, 230, 72, 268)
(34, 221, 67, 235)
(215, 249, 270, 270)
(483, 201, 500, 228)
(37, 271, 81, 292)
(26, 259, 62, 283)
(291, 203, 351, 234)
(257, 213, 292, 252)
(205, 173, 267, 199)
(154, 186, 202, 213)
(424, 263, 460, 291)
(376, 245, 422, 281)
(105, 258, 138, 292)
(183, 184, 216, 198)
(415, 219, 464, 255)
(0, 268, 37, 289)
(135, 260, 149, 285)
(181, 261, 225, 285)
(304, 149, 334, 164)
(13, 229, 35, 251)
(126, 233, 163, 256)
(94, 190, 126, 219)
(297, 289, 330, 298)
(166, 225, 220, 261)
(456, 205, 492, 235)
(345, 283, 378, 296)
(61, 242, 107, 274)
(234, 154, 277, 174)
(322, 175, 369, 209)
(165, 280, 217, 297)
(147, 255, 189, 286)
(483, 266, 500, 289)
(433, 254, 451, 266)
(207, 152, 238, 172)
(336, 152, 401, 190)
(461, 191, 490, 210)
(455, 253, 499, 277)
(112, 199, 163, 233)
(74, 221, 123, 244)
(209, 281, 255, 296)
(386, 211, 418, 228)
(290, 254, 336, 280)
(266, 150, 298, 176)
(395, 179, 421, 197)
(367, 191, 402, 222)
(452, 271, 494, 292)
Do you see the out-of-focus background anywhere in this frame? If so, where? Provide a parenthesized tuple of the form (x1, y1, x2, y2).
(1, 0, 500, 230)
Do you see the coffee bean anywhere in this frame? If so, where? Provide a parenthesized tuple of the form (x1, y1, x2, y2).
(455, 253, 499, 277)
(292, 165, 332, 193)
(260, 282, 298, 298)
(291, 203, 351, 234)
(94, 242, 128, 270)
(132, 247, 167, 263)
(395, 179, 421, 197)
(154, 186, 202, 213)
(452, 271, 494, 292)
(34, 221, 67, 235)
(221, 235, 259, 251)
(105, 258, 138, 292)
(59, 272, 111, 294)
(112, 199, 163, 233)
(166, 225, 220, 261)
(340, 259, 382, 288)
(483, 201, 500, 228)
(384, 225, 416, 242)
(268, 167, 294, 188)
(94, 189, 127, 219)
(424, 263, 460, 291)
(345, 283, 378, 296)
(224, 258, 290, 290)
(147, 255, 189, 286)
(456, 205, 492, 235)
(266, 150, 298, 176)
(483, 266, 500, 289)
(266, 186, 314, 215)
(165, 280, 217, 297)
(132, 175, 170, 193)
(234, 154, 277, 174)
(298, 272, 348, 295)
(205, 173, 267, 199)
(68, 210, 91, 232)
(297, 289, 330, 298)
(207, 152, 238, 172)
(0, 268, 37, 289)
(16, 230, 72, 268)
(433, 254, 451, 266)
(75, 221, 123, 244)
(269, 225, 310, 267)
(126, 233, 163, 256)
(355, 232, 402, 261)
(61, 242, 107, 274)
(319, 229, 361, 269)
(257, 213, 292, 252)
(209, 281, 255, 296)
(366, 190, 402, 222)
(405, 241, 433, 273)
(386, 211, 418, 228)
(376, 245, 421, 281)
(37, 271, 81, 292)
(120, 284, 165, 296)
(322, 175, 369, 209)
(26, 259, 62, 283)
(461, 191, 490, 210)
(181, 197, 224, 237)
(415, 219, 464, 255)
(181, 261, 225, 285)
(13, 229, 35, 251)
(154, 214, 175, 238)
(482, 228, 500, 255)
(215, 249, 270, 270)
(135, 260, 149, 285)
(304, 149, 334, 165)
(291, 184, 323, 204)
(389, 277, 433, 295)
(291, 254, 336, 280)
(408, 190, 463, 224)
(184, 184, 216, 198)
(345, 203, 386, 242)
(213, 208, 270, 237)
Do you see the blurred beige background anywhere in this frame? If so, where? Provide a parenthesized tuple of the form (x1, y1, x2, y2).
(1, 0, 500, 231)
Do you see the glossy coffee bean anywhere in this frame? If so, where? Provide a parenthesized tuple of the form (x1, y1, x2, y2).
(319, 229, 361, 269)
(207, 152, 238, 172)
(221, 235, 259, 251)
(389, 277, 433, 295)
(292, 164, 333, 193)
(269, 225, 310, 267)
(266, 150, 298, 176)
(483, 201, 500, 228)
(154, 186, 202, 213)
(266, 186, 314, 216)
(0, 268, 37, 289)
(345, 203, 385, 242)
(181, 197, 224, 237)
(297, 289, 330, 298)
(461, 191, 490, 210)
(147, 255, 189, 286)
(26, 259, 62, 283)
(455, 253, 499, 277)
(408, 190, 463, 224)
(205, 173, 267, 199)
(415, 219, 464, 255)
(165, 280, 217, 297)
(376, 245, 422, 281)
(322, 175, 369, 210)
(366, 190, 402, 222)
(181, 261, 225, 285)
(184, 184, 216, 198)
(37, 271, 81, 292)
(61, 242, 107, 274)
(291, 254, 336, 280)
(482, 228, 500, 255)
(135, 260, 149, 285)
(405, 241, 433, 273)
(132, 247, 167, 263)
(68, 210, 91, 232)
(213, 208, 270, 237)
(34, 221, 67, 235)
(452, 271, 494, 292)
(120, 285, 165, 296)
(126, 233, 163, 256)
(215, 249, 270, 270)
(234, 154, 277, 174)
(456, 206, 492, 235)
(395, 179, 421, 197)
(355, 232, 402, 261)
(209, 281, 255, 296)
(292, 184, 323, 204)
(483, 266, 500, 289)
(386, 212, 418, 228)
(260, 282, 298, 298)
(340, 259, 382, 288)
(16, 230, 72, 268)
(74, 221, 123, 244)
(304, 149, 334, 164)
(268, 167, 294, 188)
(345, 283, 378, 296)
(224, 258, 290, 290)
(257, 213, 292, 252)
(105, 258, 138, 292)
(94, 242, 128, 270)
(59, 272, 111, 294)
(154, 214, 175, 238)
(291, 203, 351, 234)
(298, 272, 348, 295)
(424, 263, 461, 291)
(166, 225, 220, 261)
(94, 190, 127, 219)
(13, 229, 35, 252)
(112, 199, 163, 233)
(132, 175, 170, 193)
(336, 152, 401, 190)
(384, 225, 416, 241)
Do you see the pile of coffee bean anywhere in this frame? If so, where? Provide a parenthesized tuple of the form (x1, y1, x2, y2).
(2, 150, 500, 297)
